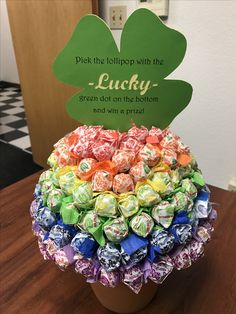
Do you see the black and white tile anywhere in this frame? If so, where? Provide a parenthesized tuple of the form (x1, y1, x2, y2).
(0, 84, 32, 153)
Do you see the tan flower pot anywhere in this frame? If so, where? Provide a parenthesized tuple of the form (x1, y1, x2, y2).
(90, 280, 158, 313)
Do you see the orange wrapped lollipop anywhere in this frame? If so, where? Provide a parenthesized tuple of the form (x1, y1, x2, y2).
(113, 173, 134, 194)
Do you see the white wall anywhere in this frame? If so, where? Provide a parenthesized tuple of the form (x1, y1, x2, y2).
(0, 0, 19, 83)
(100, 0, 236, 190)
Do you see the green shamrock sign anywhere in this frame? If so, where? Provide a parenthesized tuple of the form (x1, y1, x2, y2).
(53, 8, 192, 131)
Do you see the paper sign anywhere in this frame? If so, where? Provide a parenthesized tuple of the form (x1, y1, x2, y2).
(53, 9, 192, 131)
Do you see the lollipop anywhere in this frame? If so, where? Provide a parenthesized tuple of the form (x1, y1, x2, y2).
(118, 195, 139, 218)
(130, 213, 154, 237)
(136, 184, 161, 207)
(95, 194, 117, 218)
(103, 216, 129, 243)
(97, 242, 121, 271)
(113, 173, 134, 194)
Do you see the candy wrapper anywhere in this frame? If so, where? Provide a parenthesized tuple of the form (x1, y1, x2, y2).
(60, 197, 79, 224)
(149, 256, 174, 284)
(149, 228, 175, 257)
(169, 224, 192, 244)
(97, 242, 121, 271)
(54, 245, 75, 269)
(75, 257, 100, 283)
(99, 268, 120, 287)
(77, 158, 97, 178)
(112, 149, 135, 173)
(113, 173, 134, 194)
(30, 124, 217, 294)
(71, 231, 98, 258)
(103, 216, 129, 243)
(121, 246, 147, 267)
(72, 182, 94, 209)
(130, 212, 154, 237)
(137, 144, 160, 166)
(79, 210, 102, 231)
(171, 247, 192, 270)
(128, 125, 148, 143)
(152, 201, 175, 228)
(35, 207, 57, 230)
(47, 188, 65, 212)
(122, 265, 144, 294)
(92, 171, 113, 192)
(136, 184, 161, 207)
(95, 194, 117, 218)
(118, 195, 139, 218)
(49, 224, 72, 248)
(129, 161, 150, 183)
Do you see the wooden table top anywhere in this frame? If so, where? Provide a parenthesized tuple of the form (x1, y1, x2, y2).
(1, 173, 236, 314)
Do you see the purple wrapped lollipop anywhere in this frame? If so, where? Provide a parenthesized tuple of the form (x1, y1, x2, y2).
(186, 240, 204, 262)
(54, 244, 75, 269)
(171, 247, 192, 270)
(123, 265, 144, 294)
(149, 256, 173, 284)
(75, 257, 100, 283)
(99, 268, 120, 288)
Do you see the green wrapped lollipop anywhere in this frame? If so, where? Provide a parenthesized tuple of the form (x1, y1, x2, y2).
(39, 170, 53, 184)
(79, 210, 102, 231)
(171, 191, 189, 211)
(130, 212, 154, 237)
(95, 194, 117, 218)
(78, 210, 106, 247)
(47, 188, 65, 213)
(118, 195, 139, 218)
(72, 182, 94, 209)
(181, 178, 198, 199)
(170, 169, 181, 187)
(178, 165, 193, 179)
(136, 184, 161, 207)
(60, 196, 79, 224)
(41, 179, 54, 201)
(191, 171, 205, 188)
(103, 216, 129, 243)
(152, 201, 175, 228)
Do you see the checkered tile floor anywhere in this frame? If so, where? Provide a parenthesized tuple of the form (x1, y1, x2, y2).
(0, 86, 31, 153)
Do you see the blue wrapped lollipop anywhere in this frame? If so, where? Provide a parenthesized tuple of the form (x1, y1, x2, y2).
(150, 229, 175, 254)
(71, 232, 98, 258)
(97, 242, 121, 271)
(49, 224, 72, 248)
(35, 206, 57, 230)
(169, 224, 192, 244)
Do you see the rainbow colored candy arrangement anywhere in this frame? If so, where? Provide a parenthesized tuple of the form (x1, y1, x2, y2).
(30, 125, 217, 293)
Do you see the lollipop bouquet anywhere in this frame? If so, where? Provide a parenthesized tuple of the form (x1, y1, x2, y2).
(30, 124, 217, 294)
(29, 8, 217, 312)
